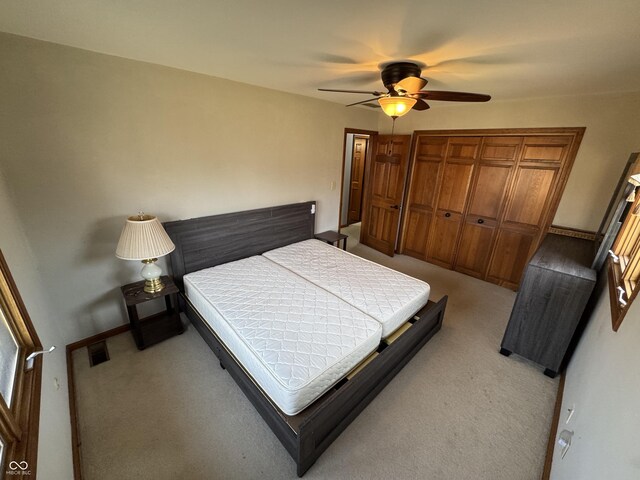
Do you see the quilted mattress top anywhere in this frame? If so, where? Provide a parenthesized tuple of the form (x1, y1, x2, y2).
(263, 239, 430, 337)
(184, 256, 381, 397)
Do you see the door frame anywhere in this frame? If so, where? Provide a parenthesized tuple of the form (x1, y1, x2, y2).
(339, 128, 377, 230)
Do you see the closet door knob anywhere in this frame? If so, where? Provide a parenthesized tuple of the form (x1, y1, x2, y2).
(390, 204, 399, 210)
(444, 212, 451, 218)
(477, 218, 485, 224)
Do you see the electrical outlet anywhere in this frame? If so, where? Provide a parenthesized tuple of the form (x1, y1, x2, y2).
(558, 429, 574, 458)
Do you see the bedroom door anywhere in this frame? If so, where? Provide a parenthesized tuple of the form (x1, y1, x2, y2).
(360, 135, 411, 256)
(347, 136, 369, 224)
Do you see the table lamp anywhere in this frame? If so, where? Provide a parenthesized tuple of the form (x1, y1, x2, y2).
(115, 213, 175, 293)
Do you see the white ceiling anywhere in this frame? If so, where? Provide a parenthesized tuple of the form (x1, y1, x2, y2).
(1, 0, 639, 107)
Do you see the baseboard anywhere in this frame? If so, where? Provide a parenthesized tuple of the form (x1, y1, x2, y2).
(67, 323, 130, 353)
(541, 372, 566, 480)
(548, 225, 596, 241)
(66, 324, 130, 480)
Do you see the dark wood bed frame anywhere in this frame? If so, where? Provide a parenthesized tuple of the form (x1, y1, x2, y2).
(164, 201, 447, 476)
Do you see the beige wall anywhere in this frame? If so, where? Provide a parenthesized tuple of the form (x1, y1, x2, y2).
(0, 33, 378, 342)
(550, 281, 640, 480)
(380, 92, 640, 231)
(380, 89, 640, 479)
(0, 169, 74, 478)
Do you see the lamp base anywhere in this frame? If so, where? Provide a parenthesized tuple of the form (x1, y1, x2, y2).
(144, 277, 165, 294)
(140, 258, 165, 293)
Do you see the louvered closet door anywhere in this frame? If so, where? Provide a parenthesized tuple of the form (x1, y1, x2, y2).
(454, 137, 522, 278)
(486, 136, 574, 288)
(401, 136, 447, 260)
(426, 137, 481, 268)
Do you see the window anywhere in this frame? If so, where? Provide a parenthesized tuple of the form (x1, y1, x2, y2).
(608, 161, 640, 331)
(0, 250, 42, 476)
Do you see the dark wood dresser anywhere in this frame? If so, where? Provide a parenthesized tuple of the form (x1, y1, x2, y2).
(500, 233, 596, 377)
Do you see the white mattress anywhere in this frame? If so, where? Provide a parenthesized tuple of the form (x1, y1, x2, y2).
(263, 239, 431, 337)
(184, 256, 382, 416)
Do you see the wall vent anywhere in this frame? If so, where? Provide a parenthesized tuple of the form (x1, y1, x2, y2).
(87, 340, 110, 367)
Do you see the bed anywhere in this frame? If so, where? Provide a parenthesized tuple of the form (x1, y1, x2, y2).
(164, 201, 447, 476)
(184, 255, 383, 415)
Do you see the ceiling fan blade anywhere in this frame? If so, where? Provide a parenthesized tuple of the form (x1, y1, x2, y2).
(413, 90, 491, 102)
(315, 53, 360, 65)
(395, 76, 427, 94)
(412, 99, 430, 111)
(346, 97, 382, 107)
(318, 88, 384, 96)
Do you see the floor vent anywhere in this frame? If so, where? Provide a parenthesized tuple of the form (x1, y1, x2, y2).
(87, 340, 110, 367)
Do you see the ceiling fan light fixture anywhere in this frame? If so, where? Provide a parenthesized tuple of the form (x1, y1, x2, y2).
(378, 96, 417, 118)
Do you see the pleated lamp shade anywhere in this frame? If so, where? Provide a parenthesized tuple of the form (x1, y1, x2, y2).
(115, 214, 175, 260)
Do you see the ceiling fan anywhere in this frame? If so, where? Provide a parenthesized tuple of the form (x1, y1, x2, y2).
(318, 61, 491, 118)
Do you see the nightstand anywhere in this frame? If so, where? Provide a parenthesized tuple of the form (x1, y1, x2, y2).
(120, 275, 184, 350)
(315, 230, 348, 250)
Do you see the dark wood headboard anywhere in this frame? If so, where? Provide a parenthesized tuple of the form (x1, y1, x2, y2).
(164, 201, 316, 289)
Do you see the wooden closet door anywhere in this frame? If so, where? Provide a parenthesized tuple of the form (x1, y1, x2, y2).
(487, 135, 574, 288)
(454, 137, 522, 278)
(401, 136, 447, 260)
(360, 135, 411, 256)
(426, 137, 481, 268)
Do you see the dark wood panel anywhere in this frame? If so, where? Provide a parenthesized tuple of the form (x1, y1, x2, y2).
(501, 234, 596, 374)
(164, 201, 315, 290)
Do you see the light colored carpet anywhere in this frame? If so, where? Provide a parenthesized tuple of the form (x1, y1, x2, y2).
(73, 244, 558, 480)
(340, 222, 361, 250)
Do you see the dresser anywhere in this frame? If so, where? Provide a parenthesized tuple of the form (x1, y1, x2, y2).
(500, 233, 596, 377)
